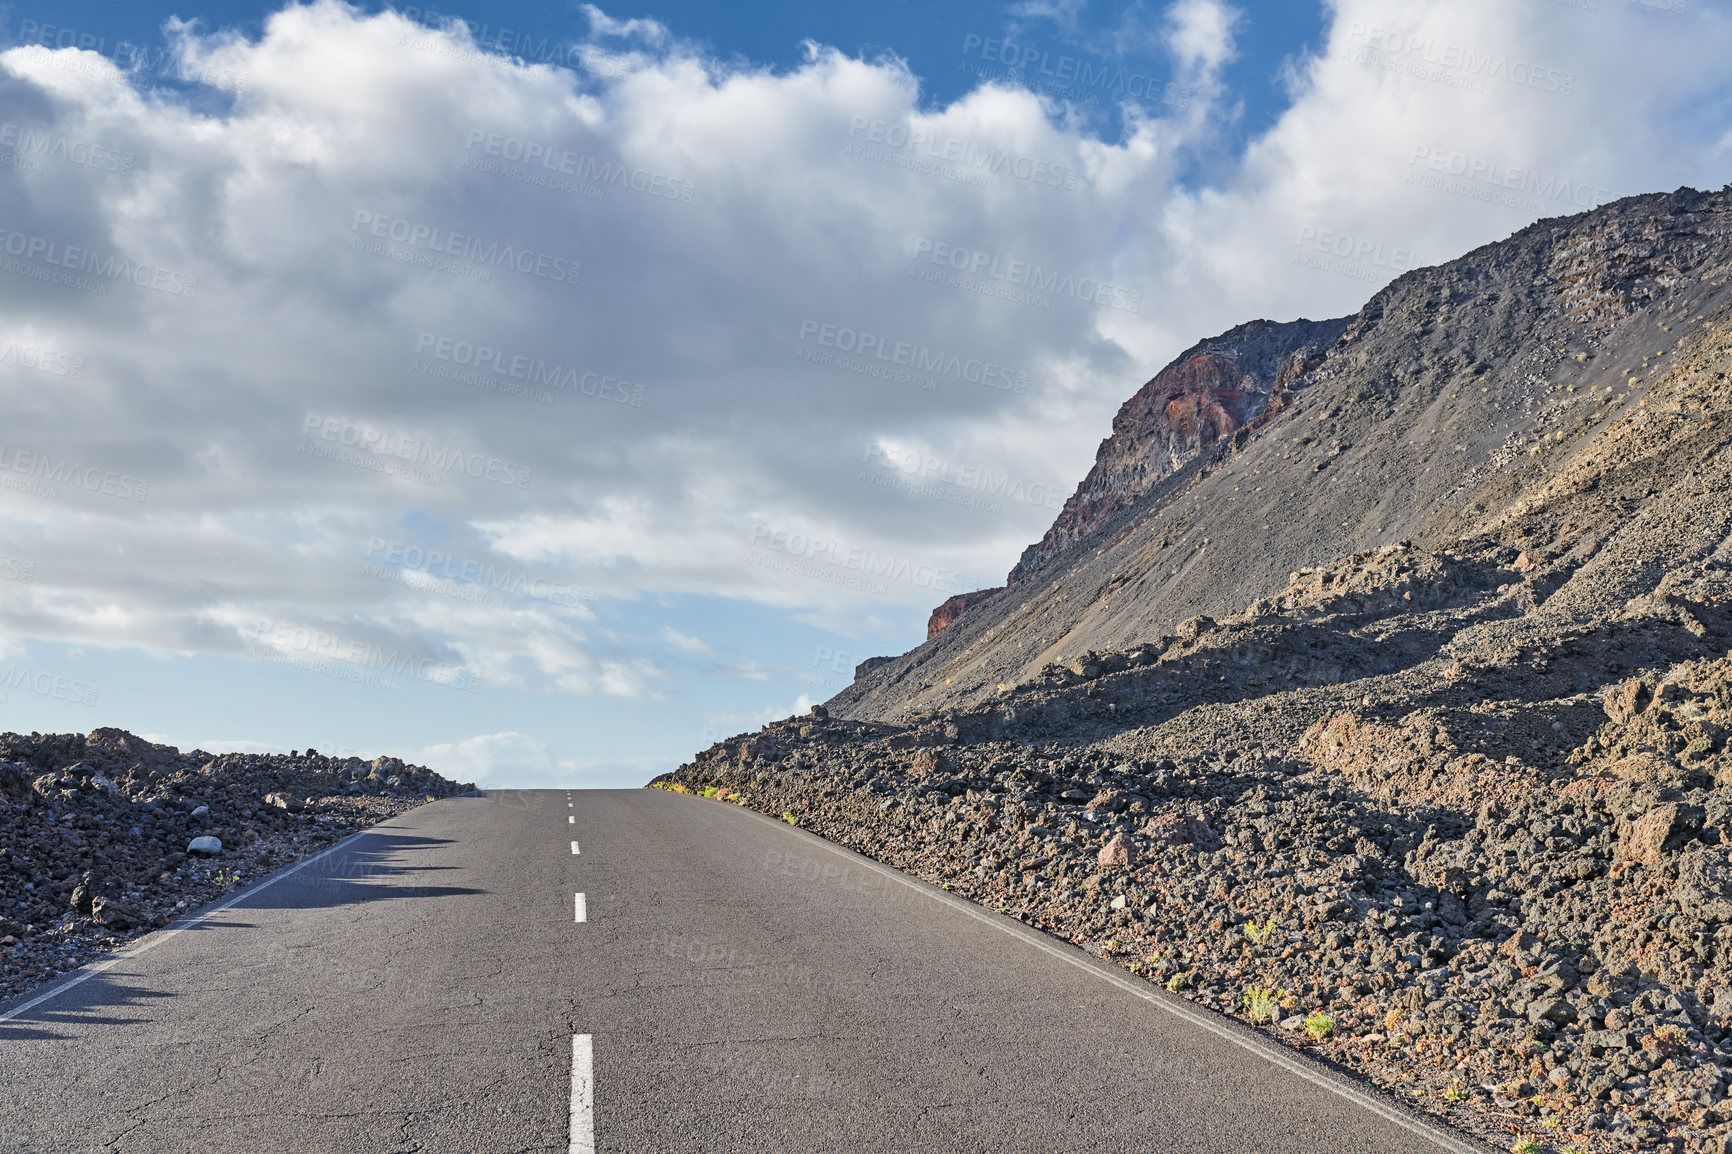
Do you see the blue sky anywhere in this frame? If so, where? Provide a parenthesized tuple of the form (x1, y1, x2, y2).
(0, 0, 1727, 787)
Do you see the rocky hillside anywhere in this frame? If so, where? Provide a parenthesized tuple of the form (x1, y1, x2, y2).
(1007, 316, 1347, 584)
(670, 185, 1732, 1153)
(1, 728, 472, 1002)
(833, 185, 1732, 721)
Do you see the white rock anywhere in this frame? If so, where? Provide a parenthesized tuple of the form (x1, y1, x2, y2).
(187, 836, 223, 856)
(191, 805, 210, 818)
(1109, 895, 1127, 911)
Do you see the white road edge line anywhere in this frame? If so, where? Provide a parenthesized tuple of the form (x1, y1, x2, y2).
(1, 826, 378, 1022)
(737, 806, 1494, 1154)
(575, 892, 587, 922)
(570, 1033, 595, 1154)
(571, 840, 580, 854)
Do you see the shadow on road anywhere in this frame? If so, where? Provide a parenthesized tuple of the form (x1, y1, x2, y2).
(0, 976, 173, 1036)
(235, 832, 486, 911)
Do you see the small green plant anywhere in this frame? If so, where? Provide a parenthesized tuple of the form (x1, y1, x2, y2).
(1166, 972, 1190, 992)
(1303, 1011, 1335, 1041)
(780, 812, 797, 824)
(1242, 984, 1281, 1024)
(1242, 917, 1276, 944)
(1510, 1140, 1540, 1154)
(1441, 1082, 1466, 1103)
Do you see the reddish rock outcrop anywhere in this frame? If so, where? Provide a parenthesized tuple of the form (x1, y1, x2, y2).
(1008, 317, 1345, 582)
(927, 588, 1004, 639)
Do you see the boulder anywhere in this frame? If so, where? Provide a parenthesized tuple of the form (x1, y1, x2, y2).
(1604, 678, 1653, 724)
(187, 835, 223, 857)
(264, 791, 304, 813)
(0, 761, 31, 800)
(68, 879, 96, 915)
(1097, 832, 1136, 869)
(1528, 998, 1577, 1028)
(1619, 803, 1703, 868)
(1175, 615, 1215, 642)
(1143, 814, 1193, 846)
(1086, 790, 1126, 815)
(910, 749, 948, 776)
(1674, 848, 1732, 921)
(91, 896, 142, 931)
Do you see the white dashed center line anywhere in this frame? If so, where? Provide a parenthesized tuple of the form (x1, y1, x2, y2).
(570, 1033, 595, 1154)
(568, 815, 575, 824)
(571, 840, 580, 854)
(574, 892, 587, 922)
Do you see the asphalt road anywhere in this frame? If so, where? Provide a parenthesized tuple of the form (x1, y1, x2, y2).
(0, 789, 1493, 1153)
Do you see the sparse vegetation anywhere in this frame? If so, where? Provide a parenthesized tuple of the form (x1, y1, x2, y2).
(1241, 917, 1276, 944)
(1241, 983, 1281, 1024)
(1302, 1011, 1334, 1041)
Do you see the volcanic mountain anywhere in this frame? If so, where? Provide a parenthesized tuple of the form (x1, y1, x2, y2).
(836, 184, 1732, 723)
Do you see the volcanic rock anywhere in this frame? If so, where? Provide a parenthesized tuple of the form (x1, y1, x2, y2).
(927, 589, 1003, 640)
(1620, 803, 1703, 868)
(90, 896, 142, 931)
(1097, 833, 1135, 869)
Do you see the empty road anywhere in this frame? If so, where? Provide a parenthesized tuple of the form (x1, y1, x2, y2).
(0, 789, 1491, 1153)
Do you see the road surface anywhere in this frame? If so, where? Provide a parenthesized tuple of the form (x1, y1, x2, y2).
(0, 789, 1491, 1153)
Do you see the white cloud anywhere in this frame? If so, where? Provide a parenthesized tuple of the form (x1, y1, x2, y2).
(660, 626, 714, 655)
(410, 729, 653, 788)
(1163, 0, 1241, 80)
(0, 0, 1729, 726)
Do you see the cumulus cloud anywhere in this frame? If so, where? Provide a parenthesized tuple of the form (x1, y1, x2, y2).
(0, 0, 1729, 765)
